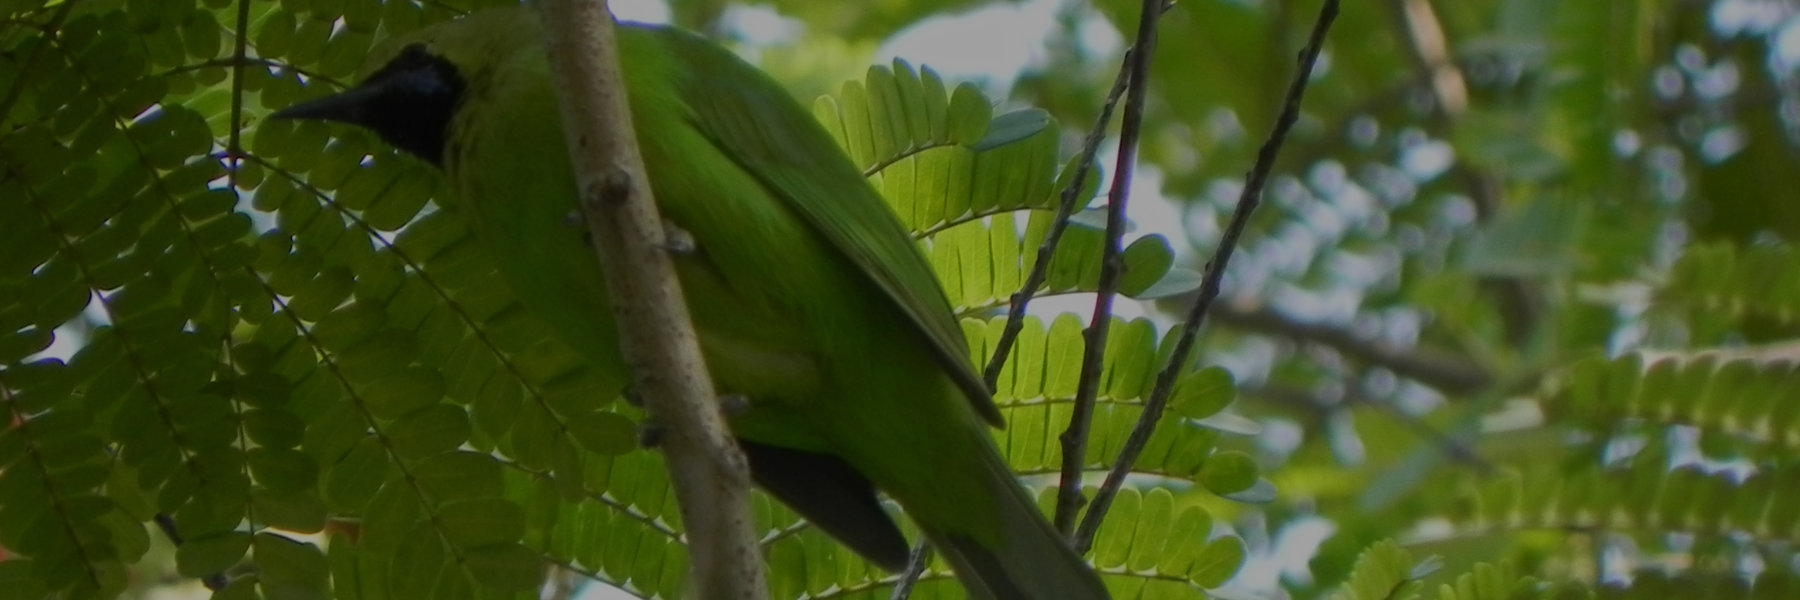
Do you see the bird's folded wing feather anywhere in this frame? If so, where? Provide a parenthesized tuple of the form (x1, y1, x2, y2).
(668, 35, 1003, 426)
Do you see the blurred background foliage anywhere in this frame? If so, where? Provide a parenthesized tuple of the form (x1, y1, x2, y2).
(4, 0, 1800, 599)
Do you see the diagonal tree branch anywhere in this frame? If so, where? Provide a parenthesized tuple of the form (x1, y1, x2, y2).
(536, 2, 765, 598)
(1385, 0, 1539, 346)
(1250, 383, 1492, 470)
(1211, 301, 1492, 395)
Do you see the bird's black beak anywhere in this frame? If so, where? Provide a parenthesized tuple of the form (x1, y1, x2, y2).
(269, 81, 394, 125)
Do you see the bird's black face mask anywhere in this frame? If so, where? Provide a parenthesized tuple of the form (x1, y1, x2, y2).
(269, 44, 465, 166)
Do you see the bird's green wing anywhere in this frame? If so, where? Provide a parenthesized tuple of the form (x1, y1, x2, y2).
(651, 28, 1003, 426)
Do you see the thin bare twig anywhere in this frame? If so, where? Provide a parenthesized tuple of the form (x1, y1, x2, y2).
(981, 56, 1133, 388)
(887, 544, 933, 600)
(536, 2, 765, 597)
(1073, 0, 1341, 552)
(225, 0, 252, 190)
(0, 1, 74, 124)
(1052, 0, 1166, 535)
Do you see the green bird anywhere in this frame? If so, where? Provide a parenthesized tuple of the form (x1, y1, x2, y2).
(273, 6, 1107, 599)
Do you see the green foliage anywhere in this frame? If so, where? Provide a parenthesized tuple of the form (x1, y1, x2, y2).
(1331, 540, 1431, 600)
(1553, 352, 1800, 451)
(1428, 562, 1587, 600)
(814, 60, 1197, 312)
(1086, 487, 1246, 591)
(1471, 351, 1800, 545)
(1455, 453, 1800, 544)
(1660, 243, 1800, 342)
(966, 313, 1261, 497)
(1600, 569, 1800, 600)
(750, 485, 1242, 599)
(10, 0, 1800, 598)
(0, 1, 1243, 598)
(1057, 0, 1800, 597)
(732, 0, 987, 41)
(1331, 541, 1594, 600)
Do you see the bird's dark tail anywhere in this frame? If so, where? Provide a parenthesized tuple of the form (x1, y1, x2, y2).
(919, 449, 1111, 600)
(741, 436, 1108, 598)
(738, 439, 911, 571)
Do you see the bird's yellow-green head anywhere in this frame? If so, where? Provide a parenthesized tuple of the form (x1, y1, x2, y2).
(270, 7, 543, 165)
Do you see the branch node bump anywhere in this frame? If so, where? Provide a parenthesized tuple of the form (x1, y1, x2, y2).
(596, 164, 634, 207)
